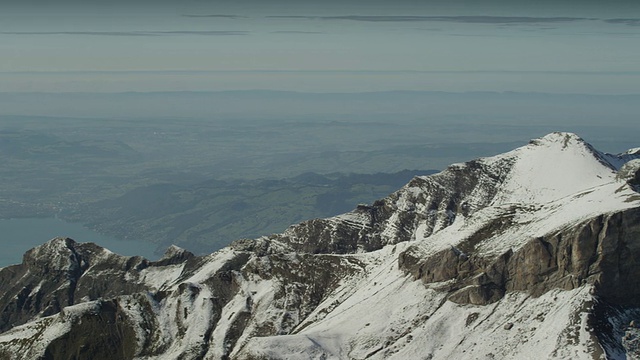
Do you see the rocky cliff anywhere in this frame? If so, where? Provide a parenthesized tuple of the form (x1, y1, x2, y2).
(1, 132, 639, 359)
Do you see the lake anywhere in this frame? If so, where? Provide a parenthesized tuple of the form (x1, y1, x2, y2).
(0, 217, 160, 268)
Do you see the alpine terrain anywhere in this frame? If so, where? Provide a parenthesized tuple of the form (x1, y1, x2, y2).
(1, 132, 640, 360)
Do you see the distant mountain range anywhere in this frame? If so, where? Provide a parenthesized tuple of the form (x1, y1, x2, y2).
(1, 132, 639, 359)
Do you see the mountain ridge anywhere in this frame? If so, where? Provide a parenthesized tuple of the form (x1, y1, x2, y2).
(1, 132, 640, 359)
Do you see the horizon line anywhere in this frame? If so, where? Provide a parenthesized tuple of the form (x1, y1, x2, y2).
(2, 70, 640, 75)
(1, 89, 640, 96)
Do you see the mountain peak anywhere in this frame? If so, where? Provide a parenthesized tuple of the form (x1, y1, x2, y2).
(23, 237, 78, 271)
(155, 244, 194, 265)
(490, 132, 622, 205)
(530, 131, 585, 148)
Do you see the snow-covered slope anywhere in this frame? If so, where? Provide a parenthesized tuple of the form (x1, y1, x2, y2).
(1, 132, 640, 360)
(491, 132, 623, 204)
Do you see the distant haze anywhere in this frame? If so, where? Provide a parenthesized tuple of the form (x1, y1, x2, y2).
(1, 0, 639, 255)
(1, 0, 639, 94)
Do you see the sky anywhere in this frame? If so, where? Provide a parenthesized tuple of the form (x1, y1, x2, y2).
(1, 0, 640, 93)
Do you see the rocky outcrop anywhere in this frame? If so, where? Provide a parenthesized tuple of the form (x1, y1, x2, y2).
(263, 156, 514, 255)
(0, 238, 189, 333)
(0, 238, 87, 333)
(619, 159, 640, 188)
(43, 299, 138, 360)
(0, 238, 363, 359)
(398, 207, 640, 306)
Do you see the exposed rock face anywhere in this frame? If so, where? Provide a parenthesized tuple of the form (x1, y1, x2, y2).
(399, 207, 640, 306)
(44, 299, 138, 360)
(619, 159, 640, 188)
(0, 240, 202, 360)
(262, 155, 513, 255)
(0, 132, 639, 359)
(0, 238, 362, 360)
(0, 238, 165, 334)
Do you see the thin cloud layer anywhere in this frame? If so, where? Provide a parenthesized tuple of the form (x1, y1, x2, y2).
(182, 14, 248, 19)
(0, 31, 249, 36)
(605, 18, 640, 26)
(271, 30, 323, 34)
(266, 15, 590, 24)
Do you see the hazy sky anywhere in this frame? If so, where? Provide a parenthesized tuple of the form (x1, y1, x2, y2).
(1, 0, 639, 93)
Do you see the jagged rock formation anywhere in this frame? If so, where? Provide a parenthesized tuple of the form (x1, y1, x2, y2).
(1, 132, 639, 359)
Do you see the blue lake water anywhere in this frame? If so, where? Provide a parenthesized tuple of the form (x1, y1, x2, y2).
(0, 217, 160, 268)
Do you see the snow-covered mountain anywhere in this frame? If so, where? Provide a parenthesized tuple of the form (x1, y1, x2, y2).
(1, 132, 640, 359)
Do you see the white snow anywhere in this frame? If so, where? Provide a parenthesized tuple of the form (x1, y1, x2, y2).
(235, 133, 640, 359)
(237, 242, 599, 359)
(0, 301, 107, 359)
(623, 147, 640, 156)
(138, 263, 185, 290)
(2, 132, 639, 360)
(184, 248, 237, 284)
(491, 132, 619, 205)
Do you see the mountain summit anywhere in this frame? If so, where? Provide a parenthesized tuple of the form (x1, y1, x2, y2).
(1, 132, 640, 359)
